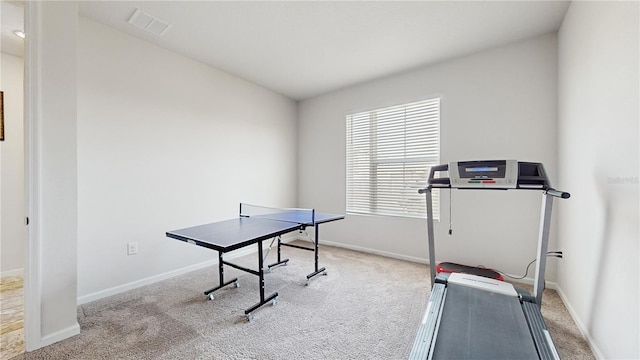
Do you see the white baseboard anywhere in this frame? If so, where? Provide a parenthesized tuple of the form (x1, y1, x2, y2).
(76, 237, 292, 305)
(318, 239, 428, 264)
(555, 287, 605, 360)
(503, 274, 559, 292)
(77, 259, 217, 305)
(38, 322, 81, 349)
(1, 268, 24, 278)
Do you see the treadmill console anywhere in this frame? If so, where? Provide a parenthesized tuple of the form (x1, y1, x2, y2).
(449, 160, 518, 189)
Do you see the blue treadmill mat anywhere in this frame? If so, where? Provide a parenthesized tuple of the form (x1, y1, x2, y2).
(432, 283, 539, 359)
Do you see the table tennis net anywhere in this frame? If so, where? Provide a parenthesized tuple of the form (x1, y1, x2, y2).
(239, 203, 315, 225)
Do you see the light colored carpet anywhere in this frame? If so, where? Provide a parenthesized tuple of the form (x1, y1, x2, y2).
(13, 241, 593, 359)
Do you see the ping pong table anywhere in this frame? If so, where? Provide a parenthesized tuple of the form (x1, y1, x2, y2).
(166, 203, 344, 321)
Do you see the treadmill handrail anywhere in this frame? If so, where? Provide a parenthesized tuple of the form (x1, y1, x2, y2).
(420, 185, 570, 199)
(419, 161, 570, 198)
(546, 189, 571, 199)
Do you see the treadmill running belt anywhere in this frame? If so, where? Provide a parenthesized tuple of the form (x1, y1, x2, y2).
(432, 283, 538, 359)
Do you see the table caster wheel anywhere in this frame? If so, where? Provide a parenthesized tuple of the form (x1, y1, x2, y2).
(207, 293, 214, 300)
(234, 281, 240, 288)
(246, 313, 254, 322)
(272, 297, 279, 306)
(305, 279, 310, 286)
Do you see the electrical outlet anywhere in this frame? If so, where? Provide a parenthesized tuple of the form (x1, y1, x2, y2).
(127, 242, 138, 255)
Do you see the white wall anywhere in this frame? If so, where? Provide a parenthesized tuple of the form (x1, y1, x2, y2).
(76, 18, 298, 300)
(558, 2, 639, 359)
(0, 53, 25, 276)
(298, 34, 561, 283)
(24, 1, 80, 348)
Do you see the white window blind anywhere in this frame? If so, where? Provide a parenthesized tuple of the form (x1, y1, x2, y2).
(346, 98, 440, 219)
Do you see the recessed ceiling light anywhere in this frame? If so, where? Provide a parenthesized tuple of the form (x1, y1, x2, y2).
(14, 30, 25, 39)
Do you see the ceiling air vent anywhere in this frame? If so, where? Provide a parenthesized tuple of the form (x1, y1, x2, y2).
(127, 8, 172, 36)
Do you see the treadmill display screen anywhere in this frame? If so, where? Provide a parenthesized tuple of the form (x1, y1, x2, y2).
(448, 160, 518, 188)
(466, 167, 498, 172)
(459, 162, 507, 179)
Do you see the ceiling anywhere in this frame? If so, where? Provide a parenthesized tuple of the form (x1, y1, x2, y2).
(3, 1, 571, 100)
(1, 1, 25, 58)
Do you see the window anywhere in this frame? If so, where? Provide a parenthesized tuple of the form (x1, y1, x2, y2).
(346, 98, 440, 219)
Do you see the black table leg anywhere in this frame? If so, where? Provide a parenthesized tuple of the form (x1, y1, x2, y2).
(305, 223, 326, 284)
(204, 251, 238, 300)
(267, 236, 289, 270)
(244, 241, 279, 322)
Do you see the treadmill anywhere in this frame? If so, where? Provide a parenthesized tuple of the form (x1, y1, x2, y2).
(409, 160, 570, 360)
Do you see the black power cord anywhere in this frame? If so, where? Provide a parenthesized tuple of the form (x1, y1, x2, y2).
(503, 251, 562, 280)
(478, 251, 563, 280)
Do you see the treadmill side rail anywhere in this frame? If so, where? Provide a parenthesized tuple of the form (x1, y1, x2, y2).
(522, 300, 561, 360)
(409, 283, 446, 360)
